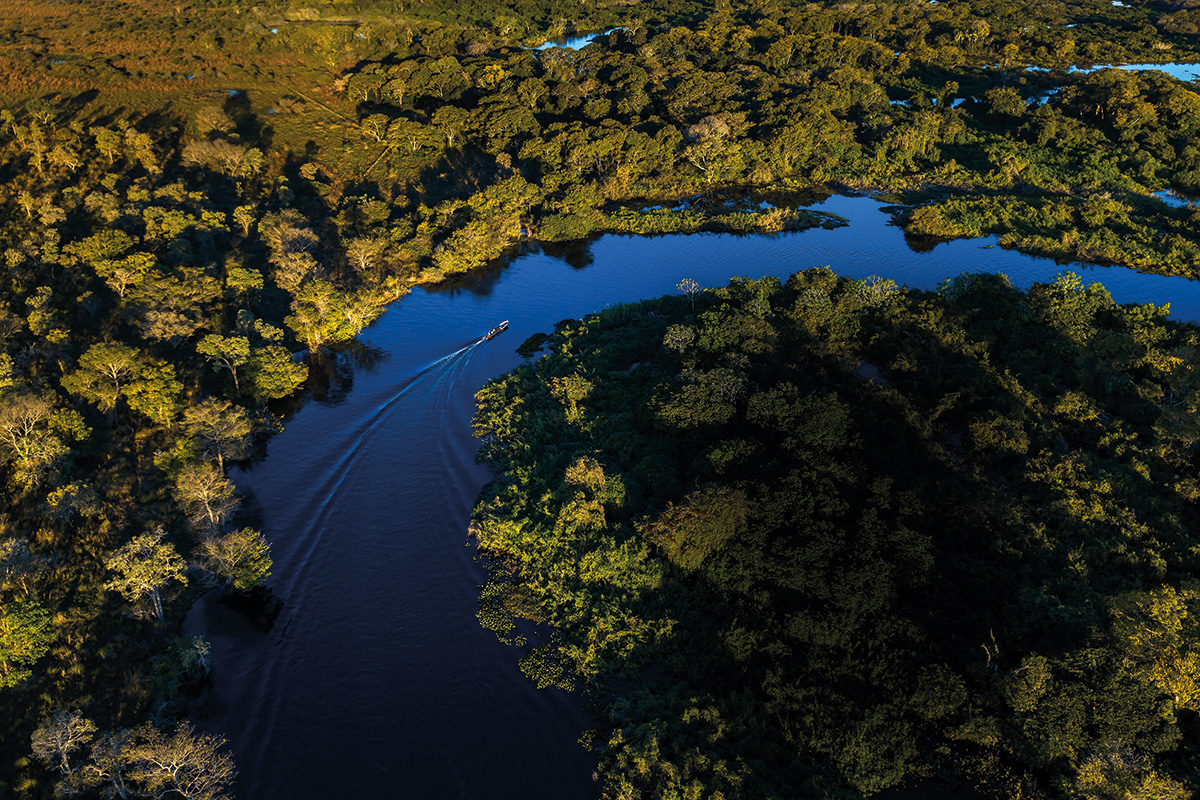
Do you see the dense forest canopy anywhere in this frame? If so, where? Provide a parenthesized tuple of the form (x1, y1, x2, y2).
(0, 0, 1198, 796)
(472, 270, 1200, 799)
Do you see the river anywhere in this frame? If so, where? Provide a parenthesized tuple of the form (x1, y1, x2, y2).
(183, 194, 1200, 798)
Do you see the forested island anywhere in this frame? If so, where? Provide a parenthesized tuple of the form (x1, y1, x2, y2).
(0, 0, 1199, 796)
(474, 271, 1200, 798)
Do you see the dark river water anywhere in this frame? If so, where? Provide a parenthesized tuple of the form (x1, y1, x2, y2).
(182, 194, 1200, 799)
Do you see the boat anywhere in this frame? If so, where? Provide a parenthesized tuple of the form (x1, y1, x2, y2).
(483, 320, 509, 341)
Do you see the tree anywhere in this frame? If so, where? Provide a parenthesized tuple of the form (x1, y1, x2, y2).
(174, 463, 239, 539)
(0, 537, 49, 596)
(226, 266, 263, 305)
(182, 140, 264, 179)
(123, 722, 237, 800)
(31, 710, 97, 777)
(387, 118, 439, 153)
(663, 324, 696, 353)
(183, 399, 252, 473)
(0, 598, 54, 688)
(194, 105, 234, 136)
(64, 228, 135, 266)
(94, 252, 154, 299)
(45, 482, 101, 527)
(48, 143, 81, 172)
(63, 344, 180, 425)
(638, 486, 747, 571)
(199, 528, 272, 593)
(432, 106, 470, 147)
(0, 390, 87, 489)
(360, 113, 391, 143)
(549, 374, 593, 425)
(1075, 741, 1188, 800)
(62, 342, 141, 417)
(77, 730, 133, 800)
(245, 344, 307, 402)
(284, 280, 362, 352)
(90, 126, 122, 163)
(1111, 585, 1200, 711)
(345, 237, 384, 275)
(260, 211, 319, 294)
(124, 363, 182, 427)
(104, 529, 187, 622)
(196, 335, 251, 395)
(678, 278, 700, 309)
(683, 115, 743, 182)
(412, 56, 470, 102)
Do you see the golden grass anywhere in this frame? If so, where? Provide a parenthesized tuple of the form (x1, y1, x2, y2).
(0, 0, 72, 19)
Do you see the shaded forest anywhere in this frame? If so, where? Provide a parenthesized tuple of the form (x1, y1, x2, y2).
(473, 270, 1200, 799)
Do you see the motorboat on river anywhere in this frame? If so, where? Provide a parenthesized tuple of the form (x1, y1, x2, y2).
(483, 320, 509, 340)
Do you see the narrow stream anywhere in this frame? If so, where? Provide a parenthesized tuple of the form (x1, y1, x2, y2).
(184, 195, 1200, 798)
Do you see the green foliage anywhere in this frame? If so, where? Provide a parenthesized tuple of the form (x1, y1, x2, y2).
(199, 528, 273, 593)
(1110, 586, 1200, 711)
(104, 529, 188, 622)
(638, 486, 747, 571)
(472, 268, 1200, 798)
(0, 599, 54, 689)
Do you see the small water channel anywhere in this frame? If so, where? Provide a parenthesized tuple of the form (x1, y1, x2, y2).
(533, 28, 622, 51)
(185, 194, 1200, 799)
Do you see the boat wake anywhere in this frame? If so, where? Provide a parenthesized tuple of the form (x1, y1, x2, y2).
(266, 337, 484, 597)
(230, 336, 491, 762)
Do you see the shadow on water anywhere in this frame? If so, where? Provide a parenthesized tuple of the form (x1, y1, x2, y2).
(540, 236, 599, 269)
(421, 242, 541, 298)
(303, 340, 389, 406)
(903, 231, 951, 254)
(217, 587, 286, 635)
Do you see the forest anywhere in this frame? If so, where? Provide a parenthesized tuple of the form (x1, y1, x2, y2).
(0, 0, 1198, 796)
(472, 270, 1200, 799)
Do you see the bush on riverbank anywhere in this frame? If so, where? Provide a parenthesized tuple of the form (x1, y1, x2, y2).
(903, 193, 1200, 278)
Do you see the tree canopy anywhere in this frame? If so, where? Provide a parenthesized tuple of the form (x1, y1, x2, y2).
(472, 269, 1200, 798)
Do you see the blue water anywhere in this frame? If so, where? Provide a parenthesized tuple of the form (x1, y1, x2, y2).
(1154, 190, 1197, 208)
(186, 194, 1199, 800)
(1024, 61, 1200, 81)
(534, 27, 621, 50)
(1081, 62, 1200, 80)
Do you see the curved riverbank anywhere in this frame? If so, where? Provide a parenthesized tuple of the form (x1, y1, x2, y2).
(186, 191, 1199, 798)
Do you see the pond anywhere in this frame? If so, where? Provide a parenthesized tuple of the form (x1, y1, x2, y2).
(1078, 61, 1200, 80)
(1022, 61, 1200, 81)
(184, 194, 1200, 799)
(533, 28, 622, 51)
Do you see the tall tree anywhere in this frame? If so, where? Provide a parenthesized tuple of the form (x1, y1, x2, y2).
(63, 344, 180, 425)
(61, 342, 141, 418)
(0, 390, 87, 490)
(196, 335, 251, 395)
(183, 399, 252, 473)
(173, 463, 239, 538)
(199, 528, 272, 593)
(123, 722, 236, 800)
(31, 710, 97, 778)
(103, 529, 187, 622)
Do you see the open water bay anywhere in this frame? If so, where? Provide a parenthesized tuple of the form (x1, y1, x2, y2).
(183, 194, 1200, 798)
